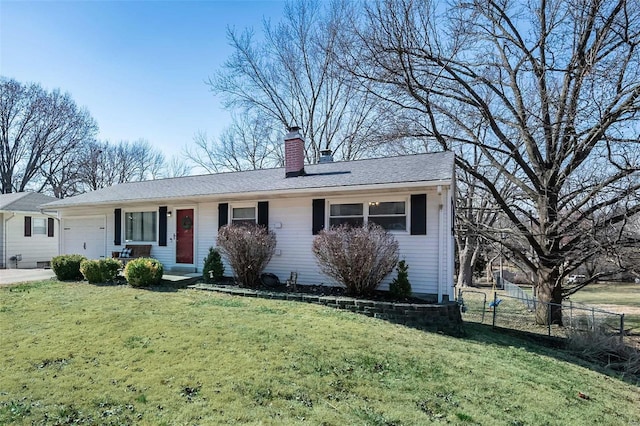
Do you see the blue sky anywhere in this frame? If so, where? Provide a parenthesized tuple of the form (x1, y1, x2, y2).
(1, 0, 286, 157)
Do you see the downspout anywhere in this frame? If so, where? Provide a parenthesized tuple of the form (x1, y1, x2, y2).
(438, 185, 444, 303)
(437, 184, 453, 303)
(3, 212, 16, 269)
(40, 209, 61, 257)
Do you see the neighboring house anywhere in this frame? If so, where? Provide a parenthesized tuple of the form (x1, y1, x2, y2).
(43, 128, 456, 301)
(0, 192, 59, 269)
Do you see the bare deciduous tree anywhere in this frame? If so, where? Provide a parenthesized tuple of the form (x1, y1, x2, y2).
(344, 0, 640, 324)
(208, 0, 396, 165)
(184, 114, 283, 172)
(77, 139, 166, 192)
(0, 77, 97, 193)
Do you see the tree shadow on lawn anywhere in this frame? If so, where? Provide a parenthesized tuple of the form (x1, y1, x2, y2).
(460, 322, 640, 387)
(86, 276, 194, 293)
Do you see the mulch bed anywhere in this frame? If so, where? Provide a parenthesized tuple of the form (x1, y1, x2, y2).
(210, 276, 431, 304)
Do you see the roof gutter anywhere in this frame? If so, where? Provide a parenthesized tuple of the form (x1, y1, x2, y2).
(42, 179, 453, 209)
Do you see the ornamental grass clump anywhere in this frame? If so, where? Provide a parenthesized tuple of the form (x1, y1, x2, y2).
(80, 258, 122, 284)
(216, 224, 276, 288)
(124, 258, 164, 287)
(312, 223, 399, 296)
(51, 254, 87, 281)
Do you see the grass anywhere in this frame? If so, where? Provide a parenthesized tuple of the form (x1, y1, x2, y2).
(568, 282, 640, 331)
(569, 282, 640, 307)
(1, 281, 639, 425)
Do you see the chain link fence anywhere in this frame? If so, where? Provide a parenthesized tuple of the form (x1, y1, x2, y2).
(458, 279, 631, 345)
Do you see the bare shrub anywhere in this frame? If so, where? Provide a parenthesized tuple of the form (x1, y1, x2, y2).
(217, 224, 276, 288)
(312, 224, 399, 296)
(567, 319, 640, 378)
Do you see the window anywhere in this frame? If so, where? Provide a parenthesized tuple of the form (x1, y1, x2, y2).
(329, 203, 364, 227)
(33, 218, 47, 235)
(125, 211, 157, 242)
(232, 206, 256, 226)
(368, 201, 406, 231)
(328, 200, 407, 231)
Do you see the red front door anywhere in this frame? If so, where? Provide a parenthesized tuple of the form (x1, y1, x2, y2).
(176, 209, 194, 264)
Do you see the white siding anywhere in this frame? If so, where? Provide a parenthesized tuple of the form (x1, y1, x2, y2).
(4, 213, 58, 269)
(0, 213, 4, 268)
(196, 202, 218, 271)
(203, 192, 442, 296)
(55, 186, 451, 298)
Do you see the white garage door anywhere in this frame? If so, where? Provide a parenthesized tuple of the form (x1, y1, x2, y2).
(62, 217, 106, 259)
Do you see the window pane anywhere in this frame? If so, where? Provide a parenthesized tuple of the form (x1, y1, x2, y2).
(125, 212, 157, 242)
(369, 216, 407, 231)
(231, 219, 256, 227)
(33, 218, 47, 235)
(329, 217, 364, 228)
(369, 201, 405, 216)
(330, 203, 363, 216)
(233, 207, 255, 219)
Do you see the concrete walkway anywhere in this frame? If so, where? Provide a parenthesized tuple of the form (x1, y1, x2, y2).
(0, 269, 201, 286)
(0, 268, 56, 286)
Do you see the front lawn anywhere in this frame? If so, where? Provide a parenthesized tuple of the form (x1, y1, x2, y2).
(1, 280, 639, 425)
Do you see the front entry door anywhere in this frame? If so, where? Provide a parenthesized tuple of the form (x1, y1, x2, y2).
(176, 209, 194, 264)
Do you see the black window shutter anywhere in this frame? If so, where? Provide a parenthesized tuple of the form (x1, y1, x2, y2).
(47, 218, 54, 237)
(312, 199, 325, 235)
(114, 208, 122, 246)
(410, 194, 427, 235)
(159, 206, 168, 246)
(257, 201, 269, 227)
(24, 216, 32, 237)
(218, 203, 228, 229)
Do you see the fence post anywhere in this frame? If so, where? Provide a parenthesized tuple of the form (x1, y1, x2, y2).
(591, 307, 595, 331)
(492, 292, 497, 329)
(569, 300, 573, 330)
(547, 302, 551, 336)
(620, 313, 625, 342)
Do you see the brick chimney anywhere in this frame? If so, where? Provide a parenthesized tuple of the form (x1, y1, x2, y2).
(285, 126, 305, 178)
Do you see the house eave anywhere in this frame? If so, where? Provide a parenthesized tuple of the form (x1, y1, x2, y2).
(46, 179, 453, 210)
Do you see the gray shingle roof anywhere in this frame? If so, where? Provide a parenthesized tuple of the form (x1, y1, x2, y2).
(0, 192, 58, 212)
(43, 152, 455, 208)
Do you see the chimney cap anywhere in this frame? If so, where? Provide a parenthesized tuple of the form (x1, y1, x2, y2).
(287, 125, 301, 132)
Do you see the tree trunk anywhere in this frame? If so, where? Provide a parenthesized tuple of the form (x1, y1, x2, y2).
(535, 268, 563, 325)
(456, 238, 475, 287)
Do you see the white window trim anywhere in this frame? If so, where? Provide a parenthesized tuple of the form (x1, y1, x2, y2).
(230, 203, 257, 225)
(32, 217, 47, 235)
(124, 209, 158, 243)
(327, 196, 410, 233)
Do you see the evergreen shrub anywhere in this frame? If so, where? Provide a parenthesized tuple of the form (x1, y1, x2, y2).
(124, 258, 164, 287)
(390, 260, 412, 298)
(80, 258, 122, 284)
(51, 254, 87, 281)
(203, 247, 225, 283)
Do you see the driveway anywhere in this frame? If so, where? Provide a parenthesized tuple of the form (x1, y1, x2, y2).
(0, 268, 56, 286)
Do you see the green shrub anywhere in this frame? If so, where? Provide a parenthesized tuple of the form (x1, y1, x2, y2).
(100, 258, 122, 282)
(124, 258, 164, 287)
(203, 247, 225, 283)
(390, 260, 412, 298)
(80, 258, 122, 284)
(51, 254, 87, 281)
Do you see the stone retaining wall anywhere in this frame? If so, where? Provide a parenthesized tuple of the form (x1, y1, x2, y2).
(190, 284, 464, 335)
